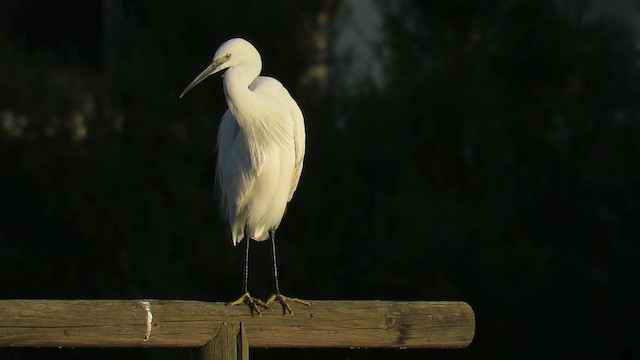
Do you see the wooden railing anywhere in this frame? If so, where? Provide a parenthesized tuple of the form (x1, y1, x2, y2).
(0, 300, 475, 359)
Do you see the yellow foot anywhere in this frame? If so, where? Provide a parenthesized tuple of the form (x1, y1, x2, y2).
(266, 293, 312, 315)
(227, 292, 270, 316)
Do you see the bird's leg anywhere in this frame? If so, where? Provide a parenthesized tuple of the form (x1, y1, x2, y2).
(242, 231, 250, 294)
(266, 229, 312, 315)
(227, 234, 269, 316)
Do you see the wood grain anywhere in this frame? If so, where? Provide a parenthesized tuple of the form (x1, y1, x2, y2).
(0, 300, 474, 349)
(200, 322, 248, 360)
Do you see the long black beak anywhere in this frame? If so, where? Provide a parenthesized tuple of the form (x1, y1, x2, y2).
(179, 60, 221, 98)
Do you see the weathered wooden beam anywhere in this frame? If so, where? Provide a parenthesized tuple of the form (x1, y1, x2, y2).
(199, 322, 248, 360)
(0, 300, 474, 349)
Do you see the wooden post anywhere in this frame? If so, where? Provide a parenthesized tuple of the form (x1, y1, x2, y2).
(199, 322, 248, 360)
(0, 300, 474, 350)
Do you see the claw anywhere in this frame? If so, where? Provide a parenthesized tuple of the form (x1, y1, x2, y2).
(227, 292, 270, 316)
(266, 293, 312, 315)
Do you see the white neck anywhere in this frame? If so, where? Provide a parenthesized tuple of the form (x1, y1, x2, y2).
(223, 55, 262, 109)
(222, 61, 273, 149)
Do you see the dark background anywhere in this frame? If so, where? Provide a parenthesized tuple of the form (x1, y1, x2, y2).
(1, 0, 639, 359)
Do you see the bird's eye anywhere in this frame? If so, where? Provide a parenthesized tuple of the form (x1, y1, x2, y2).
(224, 54, 231, 60)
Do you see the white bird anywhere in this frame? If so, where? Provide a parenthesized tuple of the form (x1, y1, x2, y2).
(180, 38, 309, 315)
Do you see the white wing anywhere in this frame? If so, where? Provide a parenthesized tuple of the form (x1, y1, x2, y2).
(288, 99, 305, 201)
(248, 77, 305, 201)
(216, 109, 262, 244)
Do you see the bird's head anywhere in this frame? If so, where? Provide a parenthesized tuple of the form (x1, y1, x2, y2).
(179, 38, 262, 98)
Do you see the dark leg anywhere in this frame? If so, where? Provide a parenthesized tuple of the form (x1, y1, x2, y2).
(243, 233, 250, 293)
(266, 229, 312, 315)
(270, 229, 282, 295)
(227, 234, 269, 316)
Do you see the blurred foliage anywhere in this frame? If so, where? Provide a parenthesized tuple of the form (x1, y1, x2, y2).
(1, 0, 639, 359)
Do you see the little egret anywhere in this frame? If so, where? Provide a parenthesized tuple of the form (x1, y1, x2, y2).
(180, 38, 309, 315)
